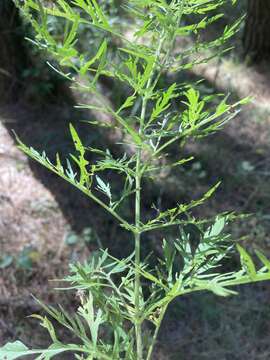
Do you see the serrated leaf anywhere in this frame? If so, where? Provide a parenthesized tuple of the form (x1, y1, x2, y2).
(96, 175, 111, 200)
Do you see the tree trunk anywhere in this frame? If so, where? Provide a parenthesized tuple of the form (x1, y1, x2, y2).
(0, 1, 28, 102)
(243, 0, 270, 62)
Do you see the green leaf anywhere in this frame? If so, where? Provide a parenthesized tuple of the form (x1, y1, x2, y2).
(119, 46, 151, 61)
(167, 279, 183, 297)
(182, 87, 205, 126)
(149, 83, 177, 124)
(147, 182, 221, 228)
(117, 94, 137, 114)
(209, 282, 238, 297)
(162, 239, 175, 279)
(138, 266, 165, 288)
(206, 216, 226, 238)
(65, 232, 79, 246)
(255, 250, 270, 271)
(184, 223, 203, 256)
(96, 175, 112, 200)
(70, 123, 85, 155)
(0, 341, 80, 360)
(237, 245, 256, 280)
(55, 153, 64, 173)
(17, 247, 35, 270)
(78, 293, 105, 348)
(69, 124, 89, 185)
(72, 0, 109, 30)
(0, 341, 29, 360)
(0, 254, 13, 269)
(113, 113, 143, 146)
(81, 104, 143, 146)
(81, 39, 107, 75)
(238, 96, 252, 105)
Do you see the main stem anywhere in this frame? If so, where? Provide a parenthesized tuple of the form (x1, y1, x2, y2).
(134, 166, 142, 359)
(134, 96, 147, 360)
(134, 32, 166, 360)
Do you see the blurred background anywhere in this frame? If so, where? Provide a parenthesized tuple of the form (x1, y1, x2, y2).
(1, 1, 270, 359)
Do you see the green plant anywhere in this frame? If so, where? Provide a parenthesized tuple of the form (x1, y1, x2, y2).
(2, 0, 270, 359)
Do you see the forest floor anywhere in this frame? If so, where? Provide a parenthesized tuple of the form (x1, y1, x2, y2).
(1, 55, 270, 359)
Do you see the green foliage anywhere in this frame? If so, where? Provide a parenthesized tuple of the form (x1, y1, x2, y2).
(0, 246, 40, 270)
(2, 0, 270, 359)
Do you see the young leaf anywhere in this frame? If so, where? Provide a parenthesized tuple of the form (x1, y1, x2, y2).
(69, 124, 89, 185)
(96, 175, 112, 202)
(80, 39, 108, 75)
(148, 83, 177, 125)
